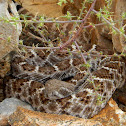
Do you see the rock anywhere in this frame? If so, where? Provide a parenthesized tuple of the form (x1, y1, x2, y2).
(0, 98, 33, 124)
(0, 0, 22, 59)
(16, 0, 82, 19)
(16, 0, 65, 18)
(93, 98, 126, 126)
(8, 107, 102, 126)
(0, 22, 18, 59)
(7, 98, 126, 126)
(111, 0, 126, 53)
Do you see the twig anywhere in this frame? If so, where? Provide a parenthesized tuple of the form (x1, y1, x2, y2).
(0, 19, 83, 23)
(19, 44, 60, 50)
(26, 31, 44, 42)
(92, 9, 126, 38)
(74, 41, 87, 64)
(19, 43, 126, 57)
(31, 24, 48, 42)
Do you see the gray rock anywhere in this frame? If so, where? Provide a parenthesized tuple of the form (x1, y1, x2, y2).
(0, 98, 34, 120)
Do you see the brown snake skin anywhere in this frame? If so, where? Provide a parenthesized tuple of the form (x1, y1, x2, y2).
(5, 2, 126, 119)
(5, 47, 126, 119)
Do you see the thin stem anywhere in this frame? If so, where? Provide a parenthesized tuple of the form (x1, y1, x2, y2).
(19, 44, 60, 50)
(74, 41, 87, 64)
(92, 9, 126, 38)
(0, 19, 83, 23)
(26, 31, 44, 42)
(31, 24, 48, 42)
(19, 43, 126, 57)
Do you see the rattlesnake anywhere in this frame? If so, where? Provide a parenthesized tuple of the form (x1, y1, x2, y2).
(5, 46, 126, 119)
(5, 1, 126, 119)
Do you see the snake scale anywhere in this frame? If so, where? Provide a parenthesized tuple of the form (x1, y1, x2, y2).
(5, 0, 126, 119)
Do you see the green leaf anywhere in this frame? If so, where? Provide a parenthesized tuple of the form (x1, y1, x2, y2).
(57, 0, 67, 6)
